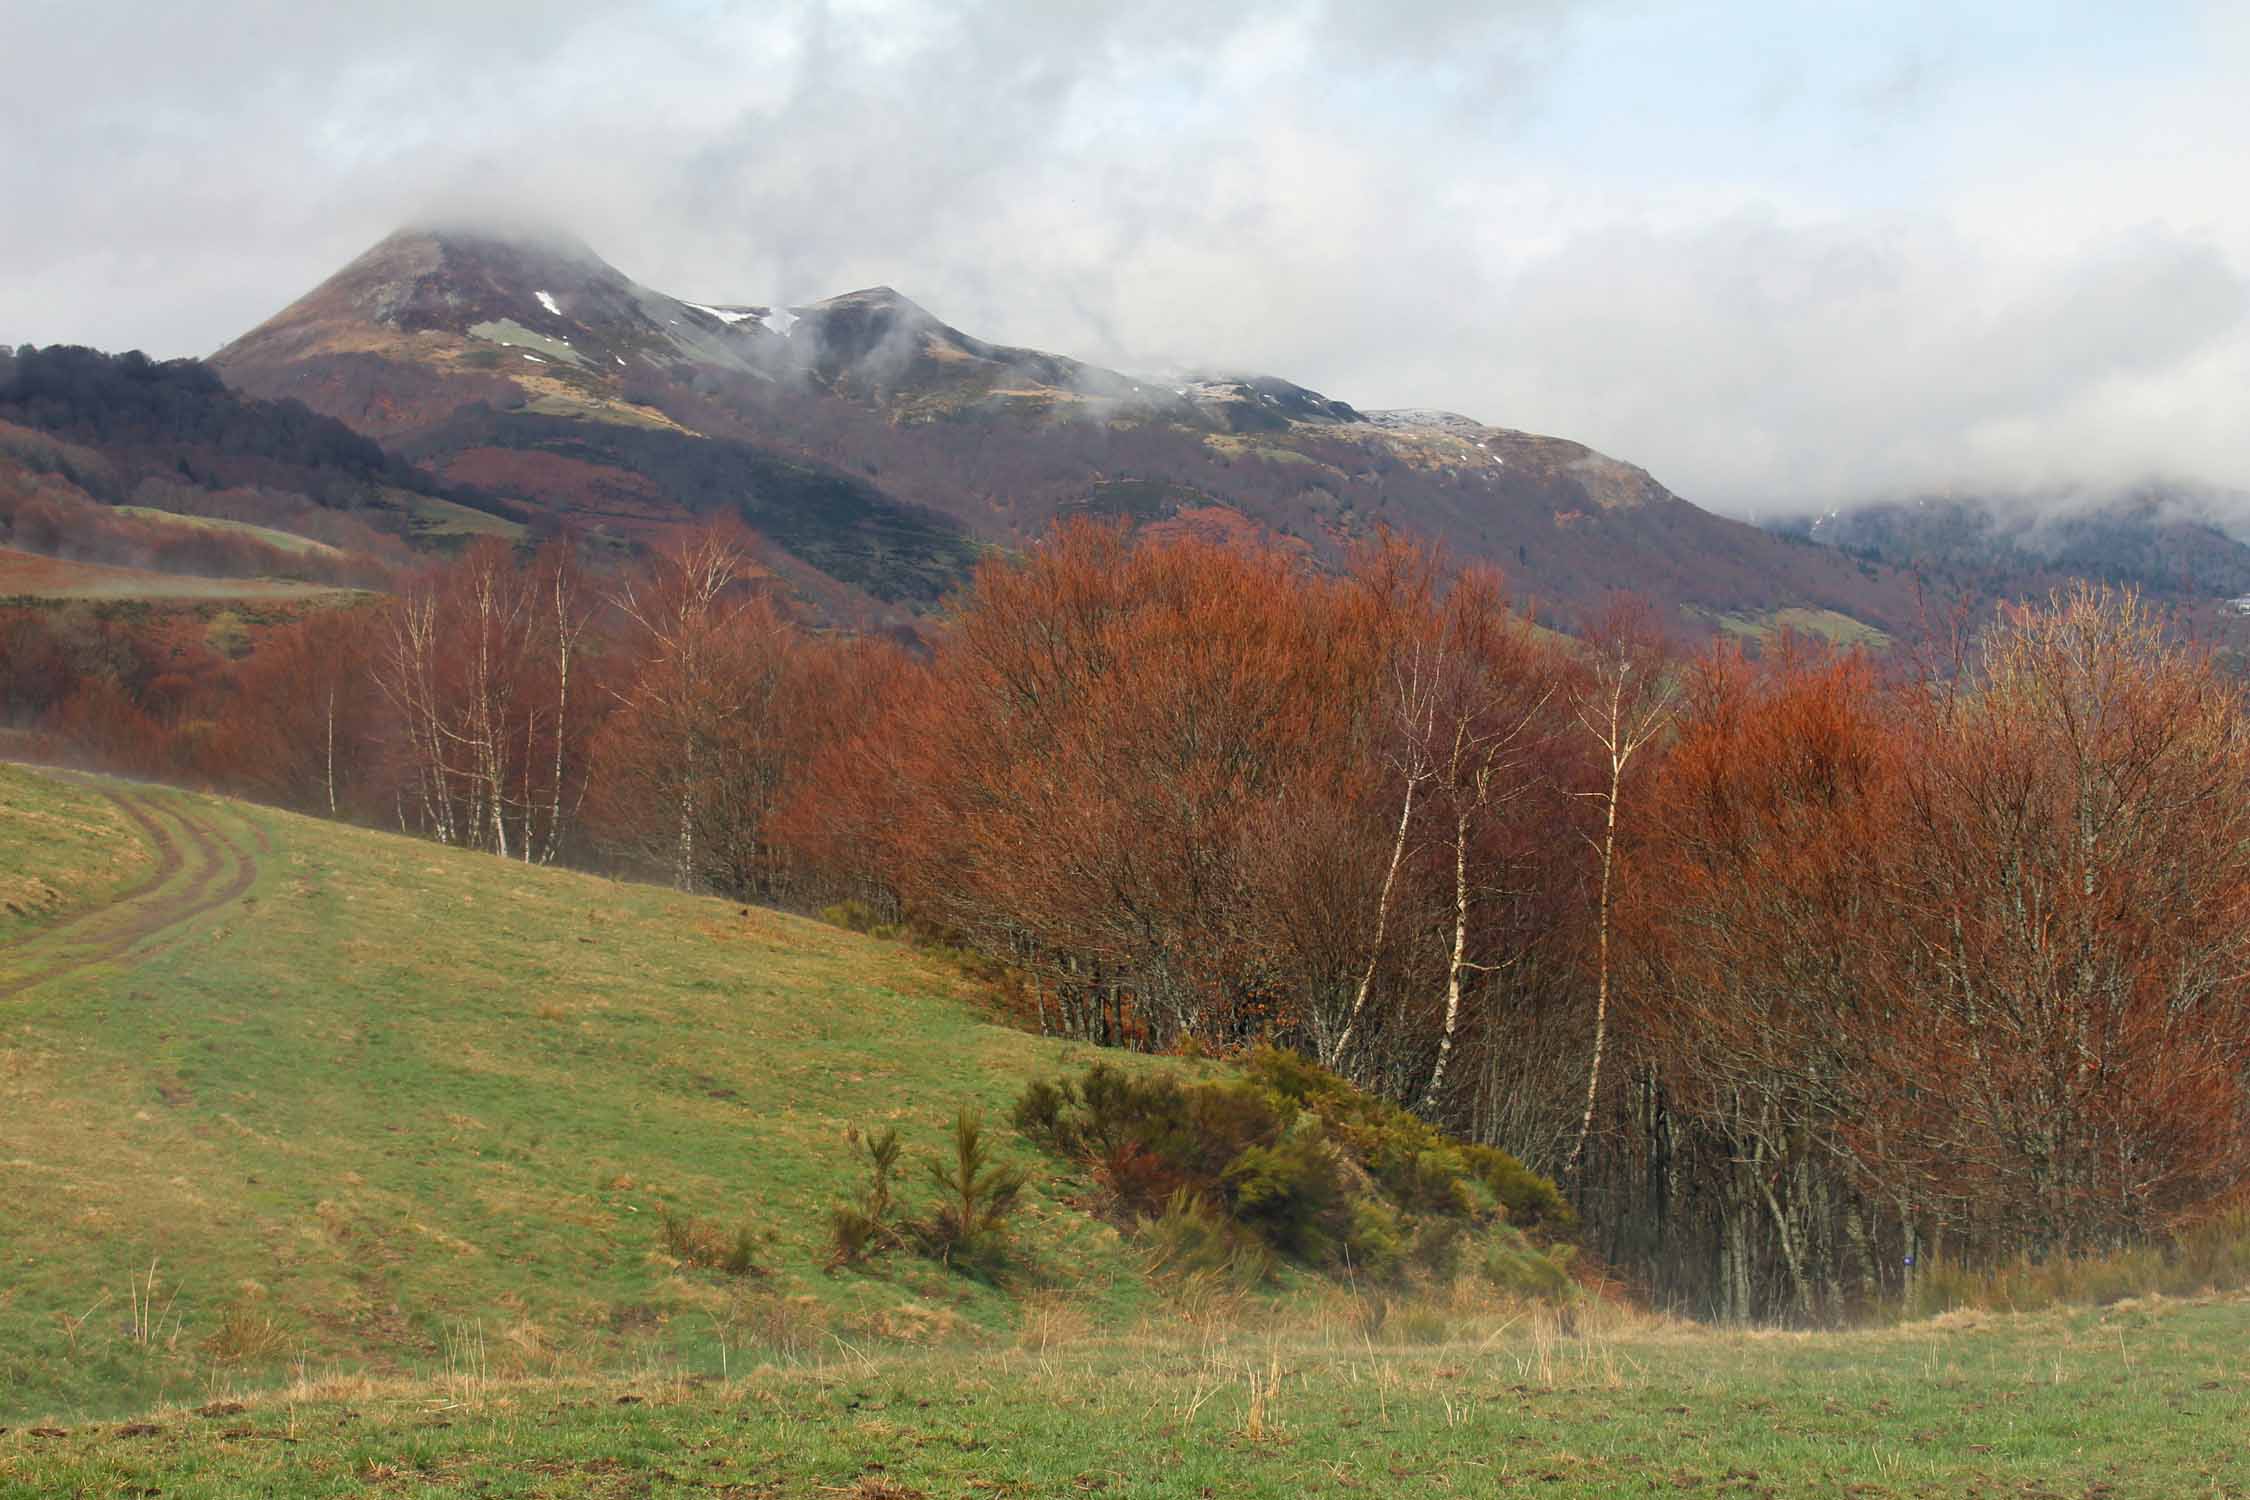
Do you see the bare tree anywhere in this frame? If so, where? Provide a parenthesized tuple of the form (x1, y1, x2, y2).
(1416, 574, 1556, 1112)
(1329, 641, 1439, 1071)
(592, 523, 807, 897)
(373, 539, 595, 861)
(1566, 598, 1675, 1177)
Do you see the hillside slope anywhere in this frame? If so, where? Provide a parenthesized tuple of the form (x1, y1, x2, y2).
(0, 765, 1141, 1420)
(6, 769, 2248, 1496)
(0, 547, 360, 602)
(1771, 489, 2250, 633)
(0, 345, 485, 587)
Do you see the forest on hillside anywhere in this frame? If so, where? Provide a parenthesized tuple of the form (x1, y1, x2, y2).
(0, 345, 419, 501)
(0, 345, 513, 592)
(6, 520, 2246, 1323)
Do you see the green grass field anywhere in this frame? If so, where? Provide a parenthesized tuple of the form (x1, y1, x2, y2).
(3, 764, 2246, 1497)
(0, 765, 1144, 1423)
(2, 1296, 2244, 1497)
(0, 769, 158, 945)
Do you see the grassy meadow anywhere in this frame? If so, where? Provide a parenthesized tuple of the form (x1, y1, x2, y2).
(0, 765, 1146, 1422)
(0, 768, 159, 945)
(2, 1295, 2245, 1497)
(2, 762, 2246, 1497)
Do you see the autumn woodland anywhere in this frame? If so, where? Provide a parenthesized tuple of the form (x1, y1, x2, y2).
(7, 516, 2245, 1325)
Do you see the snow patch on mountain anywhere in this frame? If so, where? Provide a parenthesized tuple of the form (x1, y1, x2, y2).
(1365, 409, 1486, 433)
(684, 300, 756, 326)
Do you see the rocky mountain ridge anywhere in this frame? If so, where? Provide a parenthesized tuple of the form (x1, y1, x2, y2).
(210, 223, 1927, 633)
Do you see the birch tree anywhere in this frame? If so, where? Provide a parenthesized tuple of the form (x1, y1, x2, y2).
(589, 523, 807, 897)
(1414, 571, 1556, 1112)
(1565, 598, 1675, 1177)
(374, 538, 596, 859)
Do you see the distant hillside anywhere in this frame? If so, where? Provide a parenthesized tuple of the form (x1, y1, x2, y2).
(0, 344, 407, 497)
(212, 223, 1935, 635)
(1761, 489, 2250, 651)
(0, 345, 484, 587)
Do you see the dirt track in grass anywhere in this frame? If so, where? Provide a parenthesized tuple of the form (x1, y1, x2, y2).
(0, 783, 261, 999)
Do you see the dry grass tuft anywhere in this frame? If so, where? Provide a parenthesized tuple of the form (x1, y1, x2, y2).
(844, 1478, 930, 1500)
(201, 1298, 289, 1366)
(750, 1294, 832, 1363)
(860, 1300, 967, 1346)
(659, 1212, 767, 1279)
(1239, 1349, 1286, 1445)
(1897, 1209, 2250, 1321)
(1014, 1290, 1091, 1355)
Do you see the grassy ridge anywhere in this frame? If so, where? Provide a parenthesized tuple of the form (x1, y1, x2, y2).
(388, 488, 526, 543)
(0, 766, 1141, 1421)
(111, 507, 350, 558)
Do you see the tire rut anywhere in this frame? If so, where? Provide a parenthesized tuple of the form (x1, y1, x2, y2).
(0, 793, 260, 1000)
(0, 790, 183, 953)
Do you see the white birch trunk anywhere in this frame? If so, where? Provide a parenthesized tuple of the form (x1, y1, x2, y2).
(1421, 804, 1473, 1111)
(1330, 766, 1417, 1070)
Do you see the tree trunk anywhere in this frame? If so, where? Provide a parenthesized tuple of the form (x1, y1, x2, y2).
(1420, 807, 1473, 1112)
(1332, 767, 1418, 1071)
(1569, 744, 1623, 1176)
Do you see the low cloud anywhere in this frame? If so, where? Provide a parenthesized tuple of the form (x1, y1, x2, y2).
(6, 0, 2247, 514)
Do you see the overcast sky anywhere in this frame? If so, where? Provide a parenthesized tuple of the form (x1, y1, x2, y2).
(5, 0, 2245, 515)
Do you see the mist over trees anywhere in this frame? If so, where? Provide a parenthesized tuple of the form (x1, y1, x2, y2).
(8, 519, 2248, 1323)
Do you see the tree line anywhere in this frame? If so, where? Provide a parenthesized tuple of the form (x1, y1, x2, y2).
(6, 519, 2246, 1323)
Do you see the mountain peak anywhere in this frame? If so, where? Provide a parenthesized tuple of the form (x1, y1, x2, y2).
(803, 285, 941, 325)
(205, 222, 1933, 639)
(310, 220, 624, 304)
(211, 220, 792, 424)
(814, 285, 910, 304)
(215, 221, 639, 358)
(412, 221, 608, 271)
(384, 201, 611, 259)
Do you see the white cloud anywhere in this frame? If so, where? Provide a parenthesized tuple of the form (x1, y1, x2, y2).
(4, 0, 2247, 514)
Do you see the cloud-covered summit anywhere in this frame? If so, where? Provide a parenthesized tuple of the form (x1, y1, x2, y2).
(6, 0, 2246, 515)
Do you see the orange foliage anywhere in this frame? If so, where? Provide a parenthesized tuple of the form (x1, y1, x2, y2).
(1623, 591, 2250, 1318)
(13, 510, 2247, 1327)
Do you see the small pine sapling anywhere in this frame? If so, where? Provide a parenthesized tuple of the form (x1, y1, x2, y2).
(827, 1125, 905, 1267)
(919, 1105, 1030, 1276)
